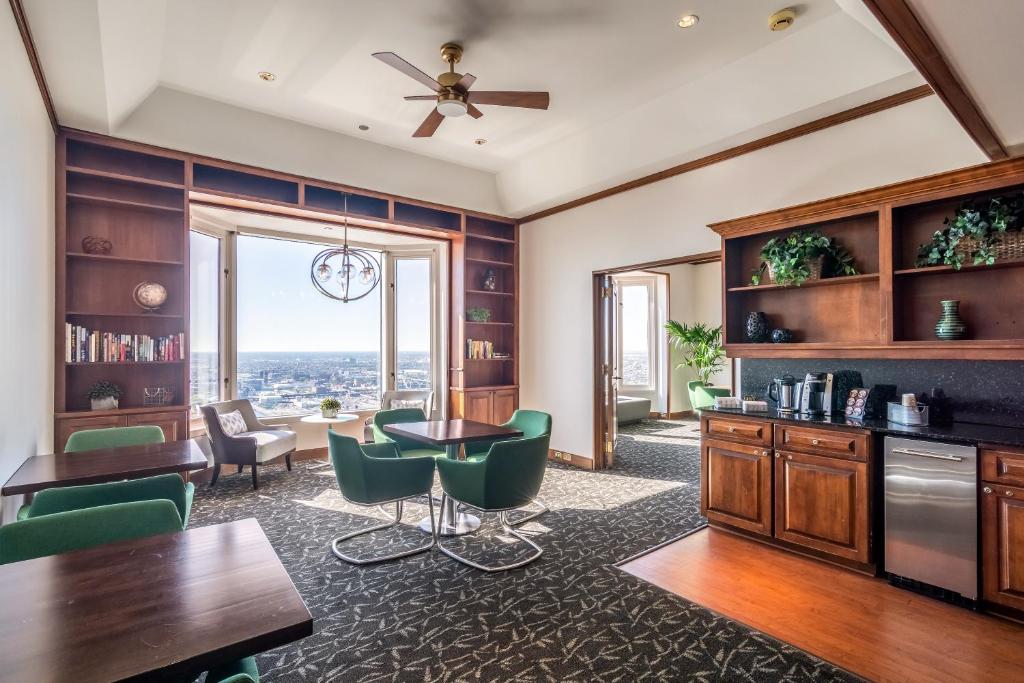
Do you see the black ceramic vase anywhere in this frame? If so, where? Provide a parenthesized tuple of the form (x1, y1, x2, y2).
(771, 328, 794, 343)
(745, 312, 769, 343)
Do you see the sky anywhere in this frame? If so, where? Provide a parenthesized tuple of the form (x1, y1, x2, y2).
(190, 232, 432, 354)
(620, 283, 650, 353)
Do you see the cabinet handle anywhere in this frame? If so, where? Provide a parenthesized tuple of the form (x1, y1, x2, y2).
(775, 453, 781, 459)
(787, 455, 793, 460)
(1008, 491, 1016, 497)
(983, 486, 992, 494)
(728, 426, 737, 433)
(811, 439, 820, 446)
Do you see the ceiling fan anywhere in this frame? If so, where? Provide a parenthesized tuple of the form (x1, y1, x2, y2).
(372, 42, 550, 138)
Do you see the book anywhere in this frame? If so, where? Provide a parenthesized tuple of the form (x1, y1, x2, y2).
(65, 322, 184, 363)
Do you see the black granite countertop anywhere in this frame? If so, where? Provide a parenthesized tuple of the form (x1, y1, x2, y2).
(701, 406, 1024, 449)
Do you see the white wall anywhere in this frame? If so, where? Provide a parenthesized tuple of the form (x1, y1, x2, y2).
(661, 262, 730, 414)
(519, 96, 985, 459)
(1, 6, 56, 521)
(116, 87, 503, 215)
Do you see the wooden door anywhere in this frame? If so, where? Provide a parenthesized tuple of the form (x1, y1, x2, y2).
(774, 450, 870, 563)
(597, 274, 618, 468)
(492, 389, 517, 425)
(463, 392, 493, 423)
(701, 437, 773, 536)
(55, 415, 127, 453)
(127, 411, 185, 442)
(982, 483, 1024, 611)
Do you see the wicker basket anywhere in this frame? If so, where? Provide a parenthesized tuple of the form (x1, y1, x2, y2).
(954, 230, 1024, 263)
(766, 254, 824, 284)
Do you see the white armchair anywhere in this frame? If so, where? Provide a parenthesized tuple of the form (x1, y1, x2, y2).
(362, 390, 435, 442)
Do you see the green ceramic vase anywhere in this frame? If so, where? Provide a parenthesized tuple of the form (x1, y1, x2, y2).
(934, 299, 967, 340)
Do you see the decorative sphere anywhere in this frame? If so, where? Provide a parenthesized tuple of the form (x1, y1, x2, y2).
(771, 328, 794, 344)
(133, 281, 168, 312)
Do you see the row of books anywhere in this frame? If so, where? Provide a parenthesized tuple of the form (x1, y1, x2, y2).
(465, 339, 511, 360)
(66, 323, 184, 363)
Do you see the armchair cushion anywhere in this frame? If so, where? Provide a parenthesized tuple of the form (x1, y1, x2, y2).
(0, 500, 183, 565)
(372, 408, 444, 458)
(22, 473, 195, 529)
(465, 409, 553, 457)
(438, 434, 550, 511)
(218, 410, 248, 436)
(206, 656, 259, 683)
(241, 430, 298, 464)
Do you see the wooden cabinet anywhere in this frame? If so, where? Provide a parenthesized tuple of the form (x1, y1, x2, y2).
(774, 450, 870, 563)
(982, 482, 1024, 612)
(55, 408, 187, 453)
(981, 447, 1024, 488)
(775, 424, 869, 461)
(450, 387, 518, 425)
(701, 437, 773, 536)
(702, 415, 771, 446)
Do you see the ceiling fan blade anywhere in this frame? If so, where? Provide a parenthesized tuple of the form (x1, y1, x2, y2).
(404, 95, 438, 101)
(468, 91, 549, 109)
(455, 73, 477, 91)
(467, 103, 484, 119)
(372, 52, 443, 93)
(412, 108, 445, 137)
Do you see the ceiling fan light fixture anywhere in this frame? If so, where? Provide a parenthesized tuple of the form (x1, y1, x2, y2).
(436, 97, 468, 118)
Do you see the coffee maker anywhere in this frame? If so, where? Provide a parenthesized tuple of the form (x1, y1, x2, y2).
(799, 373, 828, 415)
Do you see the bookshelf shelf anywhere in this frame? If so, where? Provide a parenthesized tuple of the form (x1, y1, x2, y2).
(67, 253, 183, 266)
(466, 289, 513, 297)
(465, 257, 513, 268)
(66, 165, 185, 190)
(66, 311, 184, 319)
(66, 360, 185, 367)
(465, 321, 514, 327)
(67, 192, 184, 214)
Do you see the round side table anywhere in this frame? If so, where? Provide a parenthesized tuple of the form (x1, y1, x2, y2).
(300, 413, 359, 457)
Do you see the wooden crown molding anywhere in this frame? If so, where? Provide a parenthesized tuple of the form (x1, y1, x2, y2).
(593, 250, 720, 276)
(9, 0, 57, 132)
(862, 0, 1008, 161)
(709, 155, 1024, 237)
(519, 85, 934, 224)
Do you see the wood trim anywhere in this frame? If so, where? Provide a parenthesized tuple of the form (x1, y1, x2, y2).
(9, 0, 57, 132)
(710, 155, 1024, 236)
(520, 86, 934, 224)
(862, 0, 1007, 161)
(548, 448, 594, 471)
(593, 250, 720, 276)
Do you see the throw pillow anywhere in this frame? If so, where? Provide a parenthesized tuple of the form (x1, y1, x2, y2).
(218, 410, 247, 436)
(391, 399, 426, 411)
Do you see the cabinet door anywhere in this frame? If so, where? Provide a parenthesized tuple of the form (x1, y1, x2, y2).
(56, 415, 127, 453)
(492, 389, 517, 425)
(982, 483, 1024, 611)
(774, 450, 870, 563)
(126, 411, 186, 442)
(701, 437, 773, 536)
(463, 392, 493, 423)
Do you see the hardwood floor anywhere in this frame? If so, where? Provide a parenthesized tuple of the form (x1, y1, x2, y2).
(620, 527, 1024, 683)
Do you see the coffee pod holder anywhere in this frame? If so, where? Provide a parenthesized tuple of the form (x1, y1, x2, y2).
(887, 402, 929, 426)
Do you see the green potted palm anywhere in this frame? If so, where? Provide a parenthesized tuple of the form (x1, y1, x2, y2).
(665, 321, 728, 410)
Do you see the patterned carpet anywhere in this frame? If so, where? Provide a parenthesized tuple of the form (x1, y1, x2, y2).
(190, 419, 857, 682)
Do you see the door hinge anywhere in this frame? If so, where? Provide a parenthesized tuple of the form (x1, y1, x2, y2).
(600, 285, 613, 299)
(604, 440, 614, 454)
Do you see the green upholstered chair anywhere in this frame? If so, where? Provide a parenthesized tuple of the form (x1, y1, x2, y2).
(17, 473, 195, 528)
(0, 499, 182, 565)
(372, 408, 445, 459)
(64, 425, 165, 453)
(206, 655, 260, 683)
(463, 409, 552, 525)
(688, 380, 731, 411)
(328, 430, 437, 564)
(435, 434, 550, 572)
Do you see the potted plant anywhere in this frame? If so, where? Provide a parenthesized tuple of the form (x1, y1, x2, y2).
(320, 397, 341, 419)
(916, 193, 1024, 270)
(88, 381, 121, 411)
(750, 229, 858, 286)
(466, 307, 492, 322)
(665, 321, 728, 410)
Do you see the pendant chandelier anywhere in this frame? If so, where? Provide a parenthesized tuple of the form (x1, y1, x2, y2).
(310, 195, 381, 302)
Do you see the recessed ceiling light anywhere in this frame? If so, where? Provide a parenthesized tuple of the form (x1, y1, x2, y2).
(257, 71, 277, 82)
(677, 14, 699, 29)
(474, 138, 487, 146)
(358, 124, 370, 131)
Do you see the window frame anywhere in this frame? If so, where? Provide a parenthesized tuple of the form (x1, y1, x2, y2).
(614, 275, 659, 392)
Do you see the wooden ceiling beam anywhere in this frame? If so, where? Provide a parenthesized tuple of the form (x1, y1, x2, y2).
(861, 0, 1007, 161)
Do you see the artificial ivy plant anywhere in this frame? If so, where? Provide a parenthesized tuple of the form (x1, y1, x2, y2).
(915, 193, 1024, 270)
(750, 230, 858, 287)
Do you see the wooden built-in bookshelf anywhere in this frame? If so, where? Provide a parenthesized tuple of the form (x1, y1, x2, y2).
(711, 157, 1024, 359)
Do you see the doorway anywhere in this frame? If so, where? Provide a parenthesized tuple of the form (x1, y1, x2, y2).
(593, 251, 731, 470)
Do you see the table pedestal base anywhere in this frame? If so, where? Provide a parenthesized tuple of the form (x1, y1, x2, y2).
(418, 511, 480, 536)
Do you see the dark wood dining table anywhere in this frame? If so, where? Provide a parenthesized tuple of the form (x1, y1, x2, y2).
(384, 418, 523, 536)
(1, 439, 210, 497)
(0, 517, 312, 682)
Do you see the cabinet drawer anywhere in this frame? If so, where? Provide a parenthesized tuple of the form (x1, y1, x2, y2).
(982, 447, 1024, 488)
(702, 415, 771, 446)
(775, 424, 869, 462)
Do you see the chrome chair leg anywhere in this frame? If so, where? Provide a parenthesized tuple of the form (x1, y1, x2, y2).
(332, 497, 436, 565)
(508, 497, 549, 526)
(435, 495, 543, 572)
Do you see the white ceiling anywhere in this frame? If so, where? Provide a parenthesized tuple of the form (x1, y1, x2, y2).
(906, 0, 1024, 155)
(25, 0, 931, 215)
(190, 204, 441, 247)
